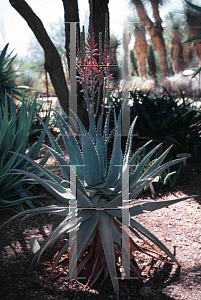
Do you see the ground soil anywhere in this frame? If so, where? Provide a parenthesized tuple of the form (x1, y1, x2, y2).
(0, 151, 201, 299)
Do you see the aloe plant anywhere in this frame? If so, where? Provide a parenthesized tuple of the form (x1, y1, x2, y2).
(0, 94, 51, 211)
(0, 107, 194, 297)
(0, 20, 195, 299)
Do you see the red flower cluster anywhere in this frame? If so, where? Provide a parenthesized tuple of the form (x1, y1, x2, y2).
(76, 20, 113, 99)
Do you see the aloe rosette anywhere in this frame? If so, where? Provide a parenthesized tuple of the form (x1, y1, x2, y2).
(0, 105, 194, 298)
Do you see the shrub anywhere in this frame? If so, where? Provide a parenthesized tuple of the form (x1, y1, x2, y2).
(130, 88, 201, 159)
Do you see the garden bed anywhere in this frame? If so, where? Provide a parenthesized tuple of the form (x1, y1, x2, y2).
(0, 162, 201, 300)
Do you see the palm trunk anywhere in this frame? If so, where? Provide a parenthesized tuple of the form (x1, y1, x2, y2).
(190, 28, 201, 66)
(134, 25, 148, 77)
(170, 28, 185, 74)
(183, 30, 194, 69)
(131, 0, 168, 79)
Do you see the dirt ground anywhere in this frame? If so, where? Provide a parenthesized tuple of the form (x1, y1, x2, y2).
(0, 160, 201, 300)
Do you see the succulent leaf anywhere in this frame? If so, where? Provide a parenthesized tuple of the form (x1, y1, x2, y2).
(98, 211, 119, 293)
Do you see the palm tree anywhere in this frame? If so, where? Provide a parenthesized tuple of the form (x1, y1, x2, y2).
(169, 23, 185, 74)
(109, 34, 120, 66)
(184, 2, 201, 66)
(183, 31, 194, 69)
(130, 49, 139, 76)
(163, 11, 194, 74)
(109, 34, 121, 83)
(134, 23, 148, 77)
(130, 0, 168, 79)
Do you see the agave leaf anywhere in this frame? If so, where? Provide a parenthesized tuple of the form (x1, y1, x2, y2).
(11, 151, 92, 207)
(0, 138, 28, 175)
(192, 67, 201, 78)
(11, 169, 76, 202)
(98, 211, 119, 293)
(4, 54, 17, 73)
(66, 116, 82, 145)
(44, 210, 96, 266)
(123, 117, 137, 165)
(129, 143, 163, 187)
(102, 112, 122, 188)
(32, 215, 82, 266)
(54, 111, 83, 165)
(106, 140, 153, 197)
(0, 195, 43, 208)
(9, 152, 64, 184)
(129, 140, 152, 166)
(130, 218, 179, 264)
(0, 132, 17, 169)
(23, 168, 91, 209)
(38, 134, 61, 167)
(68, 211, 99, 278)
(43, 144, 70, 177)
(102, 128, 115, 174)
(0, 205, 71, 231)
(52, 239, 70, 269)
(140, 157, 186, 185)
(139, 145, 173, 180)
(103, 104, 114, 147)
(96, 115, 104, 179)
(30, 106, 51, 161)
(69, 109, 101, 186)
(0, 44, 9, 67)
(130, 157, 186, 200)
(104, 178, 153, 209)
(130, 195, 196, 217)
(111, 217, 130, 262)
(36, 116, 63, 156)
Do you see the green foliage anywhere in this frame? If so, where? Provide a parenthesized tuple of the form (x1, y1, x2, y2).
(0, 94, 51, 211)
(0, 44, 21, 103)
(130, 89, 201, 158)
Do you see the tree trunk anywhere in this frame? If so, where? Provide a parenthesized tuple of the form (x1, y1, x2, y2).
(170, 28, 185, 74)
(62, 0, 80, 70)
(89, 0, 110, 53)
(62, 0, 88, 128)
(131, 0, 168, 79)
(9, 0, 70, 113)
(88, 0, 110, 123)
(134, 25, 148, 77)
(189, 28, 201, 66)
(9, 0, 109, 128)
(183, 30, 193, 69)
(149, 0, 163, 33)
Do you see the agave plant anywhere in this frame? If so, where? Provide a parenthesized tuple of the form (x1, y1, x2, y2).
(130, 88, 201, 157)
(0, 93, 52, 211)
(0, 43, 21, 103)
(0, 19, 194, 299)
